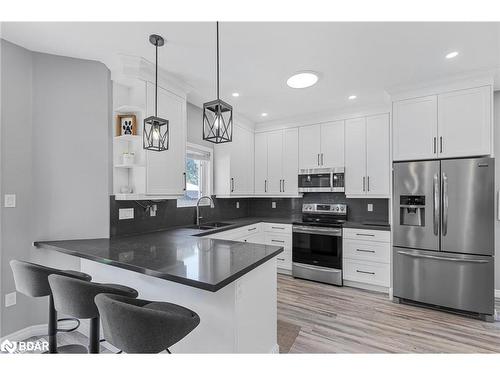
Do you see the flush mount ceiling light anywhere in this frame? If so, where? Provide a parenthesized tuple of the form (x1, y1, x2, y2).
(286, 71, 319, 89)
(232, 92, 240, 97)
(203, 22, 233, 144)
(446, 51, 459, 59)
(143, 34, 169, 152)
(348, 95, 357, 100)
(261, 113, 268, 117)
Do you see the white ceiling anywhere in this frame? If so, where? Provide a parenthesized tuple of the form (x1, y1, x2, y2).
(2, 22, 500, 125)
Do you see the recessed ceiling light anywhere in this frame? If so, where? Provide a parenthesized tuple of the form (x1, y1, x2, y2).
(232, 92, 240, 97)
(286, 72, 319, 89)
(446, 51, 459, 59)
(261, 113, 268, 117)
(348, 95, 357, 100)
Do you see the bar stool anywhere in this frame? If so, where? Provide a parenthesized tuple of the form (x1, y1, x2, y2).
(95, 293, 200, 353)
(48, 274, 138, 353)
(10, 260, 92, 353)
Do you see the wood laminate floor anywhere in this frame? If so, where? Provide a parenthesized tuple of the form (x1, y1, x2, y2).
(277, 274, 500, 353)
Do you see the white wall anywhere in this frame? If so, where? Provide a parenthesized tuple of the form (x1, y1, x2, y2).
(186, 102, 215, 150)
(0, 39, 112, 337)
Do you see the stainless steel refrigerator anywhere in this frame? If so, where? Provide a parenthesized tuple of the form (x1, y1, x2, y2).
(393, 156, 495, 321)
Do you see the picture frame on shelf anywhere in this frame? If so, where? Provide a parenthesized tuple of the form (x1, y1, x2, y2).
(116, 114, 137, 136)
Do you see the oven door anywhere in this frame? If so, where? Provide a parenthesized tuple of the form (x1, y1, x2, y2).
(298, 173, 332, 192)
(292, 226, 342, 269)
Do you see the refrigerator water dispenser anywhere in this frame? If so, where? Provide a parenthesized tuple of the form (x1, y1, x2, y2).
(399, 195, 425, 226)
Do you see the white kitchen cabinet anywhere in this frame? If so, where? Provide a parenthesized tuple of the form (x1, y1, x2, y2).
(393, 85, 492, 161)
(299, 121, 344, 169)
(254, 129, 299, 196)
(438, 86, 491, 158)
(145, 82, 187, 196)
(345, 114, 390, 198)
(214, 125, 254, 197)
(392, 95, 437, 161)
(298, 125, 321, 169)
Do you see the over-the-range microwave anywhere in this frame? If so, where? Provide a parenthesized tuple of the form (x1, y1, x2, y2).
(298, 167, 345, 193)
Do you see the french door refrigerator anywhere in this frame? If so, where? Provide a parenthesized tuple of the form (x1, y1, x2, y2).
(393, 157, 495, 321)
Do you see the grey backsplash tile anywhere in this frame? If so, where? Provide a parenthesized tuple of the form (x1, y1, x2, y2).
(110, 193, 389, 237)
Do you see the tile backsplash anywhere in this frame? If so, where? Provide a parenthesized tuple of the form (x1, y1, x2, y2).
(110, 193, 389, 237)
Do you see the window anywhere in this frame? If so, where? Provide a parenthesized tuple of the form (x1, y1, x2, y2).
(177, 143, 213, 207)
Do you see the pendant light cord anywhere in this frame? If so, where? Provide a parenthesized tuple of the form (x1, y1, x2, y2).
(216, 21, 219, 100)
(155, 41, 158, 117)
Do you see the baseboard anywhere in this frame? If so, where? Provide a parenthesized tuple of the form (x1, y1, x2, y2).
(343, 280, 390, 295)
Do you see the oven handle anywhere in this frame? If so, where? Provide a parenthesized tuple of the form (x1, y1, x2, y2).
(293, 263, 342, 273)
(293, 226, 342, 236)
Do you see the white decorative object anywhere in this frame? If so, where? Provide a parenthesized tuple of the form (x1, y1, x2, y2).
(122, 152, 135, 166)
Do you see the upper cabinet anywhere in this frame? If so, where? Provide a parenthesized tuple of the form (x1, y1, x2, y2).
(299, 121, 344, 169)
(254, 128, 299, 196)
(345, 114, 390, 198)
(145, 82, 187, 196)
(214, 125, 254, 197)
(393, 85, 492, 161)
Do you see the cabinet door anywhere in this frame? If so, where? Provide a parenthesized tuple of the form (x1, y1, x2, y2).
(254, 133, 268, 194)
(320, 121, 344, 167)
(393, 95, 437, 161)
(266, 131, 283, 194)
(345, 117, 366, 196)
(145, 82, 186, 195)
(282, 128, 299, 195)
(438, 86, 491, 158)
(230, 126, 254, 195)
(366, 114, 390, 197)
(299, 124, 321, 169)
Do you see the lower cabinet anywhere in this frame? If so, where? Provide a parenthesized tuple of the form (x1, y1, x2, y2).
(342, 228, 391, 290)
(205, 223, 292, 273)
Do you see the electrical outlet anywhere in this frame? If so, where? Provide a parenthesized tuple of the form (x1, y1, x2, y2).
(5, 292, 16, 307)
(236, 201, 240, 209)
(4, 194, 16, 208)
(272, 202, 277, 209)
(119, 208, 134, 220)
(150, 204, 157, 217)
(367, 204, 373, 212)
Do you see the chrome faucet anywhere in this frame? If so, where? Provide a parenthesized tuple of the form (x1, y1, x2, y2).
(196, 196, 215, 227)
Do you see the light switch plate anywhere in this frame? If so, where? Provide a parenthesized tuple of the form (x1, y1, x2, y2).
(367, 204, 373, 212)
(119, 208, 134, 220)
(236, 201, 240, 209)
(4, 194, 16, 208)
(272, 202, 277, 209)
(150, 205, 157, 217)
(5, 292, 16, 307)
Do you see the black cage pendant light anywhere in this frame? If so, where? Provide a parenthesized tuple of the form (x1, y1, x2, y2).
(143, 34, 169, 152)
(203, 22, 233, 144)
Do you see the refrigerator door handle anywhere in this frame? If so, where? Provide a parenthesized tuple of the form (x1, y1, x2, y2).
(397, 250, 489, 263)
(442, 172, 448, 236)
(433, 173, 439, 236)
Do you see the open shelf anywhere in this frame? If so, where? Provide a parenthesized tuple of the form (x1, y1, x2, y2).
(114, 105, 144, 114)
(114, 134, 141, 142)
(114, 164, 145, 169)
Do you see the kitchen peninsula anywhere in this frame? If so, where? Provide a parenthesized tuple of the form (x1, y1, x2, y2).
(35, 225, 284, 353)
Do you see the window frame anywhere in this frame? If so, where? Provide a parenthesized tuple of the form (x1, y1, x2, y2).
(176, 142, 213, 208)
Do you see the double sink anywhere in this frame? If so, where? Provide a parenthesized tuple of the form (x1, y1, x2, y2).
(191, 222, 233, 231)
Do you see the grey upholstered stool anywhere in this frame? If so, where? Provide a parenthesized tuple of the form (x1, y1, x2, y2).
(95, 293, 200, 353)
(10, 260, 92, 353)
(48, 274, 138, 354)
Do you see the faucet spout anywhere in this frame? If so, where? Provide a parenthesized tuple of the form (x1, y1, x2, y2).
(196, 196, 215, 227)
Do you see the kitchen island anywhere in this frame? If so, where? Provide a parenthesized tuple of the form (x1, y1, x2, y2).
(35, 227, 283, 353)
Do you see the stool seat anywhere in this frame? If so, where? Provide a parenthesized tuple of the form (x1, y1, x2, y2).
(95, 293, 200, 353)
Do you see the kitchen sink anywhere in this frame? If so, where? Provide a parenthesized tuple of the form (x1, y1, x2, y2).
(193, 222, 233, 230)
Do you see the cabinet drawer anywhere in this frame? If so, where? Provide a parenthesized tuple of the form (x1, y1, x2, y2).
(276, 248, 292, 270)
(264, 233, 291, 248)
(343, 239, 390, 263)
(263, 223, 292, 234)
(343, 259, 390, 287)
(343, 228, 390, 243)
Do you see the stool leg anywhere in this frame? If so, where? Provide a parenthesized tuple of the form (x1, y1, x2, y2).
(89, 317, 100, 354)
(48, 295, 57, 353)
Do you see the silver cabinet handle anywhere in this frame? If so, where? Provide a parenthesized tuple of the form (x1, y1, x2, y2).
(356, 249, 375, 253)
(277, 258, 285, 261)
(264, 179, 267, 193)
(397, 250, 489, 263)
(231, 177, 234, 192)
(317, 154, 320, 166)
(279, 179, 282, 192)
(183, 172, 187, 191)
(367, 176, 370, 192)
(362, 176, 366, 192)
(442, 172, 448, 236)
(433, 173, 439, 236)
(440, 136, 443, 153)
(247, 227, 257, 232)
(356, 233, 374, 237)
(271, 239, 285, 243)
(271, 226, 285, 230)
(321, 153, 324, 166)
(433, 137, 437, 154)
(356, 270, 375, 275)
(282, 179, 285, 192)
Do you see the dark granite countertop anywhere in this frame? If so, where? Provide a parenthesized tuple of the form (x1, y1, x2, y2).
(34, 215, 390, 292)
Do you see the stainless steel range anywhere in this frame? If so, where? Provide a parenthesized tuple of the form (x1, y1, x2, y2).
(292, 203, 347, 286)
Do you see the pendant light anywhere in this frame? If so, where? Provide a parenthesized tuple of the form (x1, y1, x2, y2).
(143, 34, 169, 152)
(203, 22, 233, 144)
